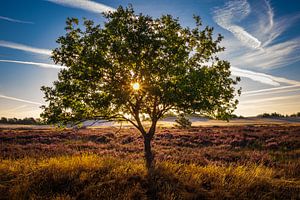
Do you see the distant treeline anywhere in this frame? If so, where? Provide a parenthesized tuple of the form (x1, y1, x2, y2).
(257, 112, 300, 118)
(219, 112, 300, 119)
(0, 117, 45, 125)
(164, 112, 300, 119)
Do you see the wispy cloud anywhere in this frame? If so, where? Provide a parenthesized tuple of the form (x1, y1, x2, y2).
(0, 59, 64, 69)
(214, 0, 300, 69)
(231, 66, 300, 99)
(231, 39, 300, 69)
(0, 94, 42, 105)
(243, 85, 300, 96)
(213, 0, 299, 50)
(241, 94, 300, 104)
(251, 0, 300, 48)
(47, 0, 116, 13)
(0, 15, 34, 24)
(213, 0, 300, 109)
(202, 61, 286, 86)
(0, 40, 52, 56)
(244, 87, 300, 97)
(231, 67, 300, 87)
(231, 67, 279, 86)
(265, 0, 274, 30)
(213, 0, 262, 49)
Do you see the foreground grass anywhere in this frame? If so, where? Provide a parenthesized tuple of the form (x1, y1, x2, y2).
(0, 154, 299, 200)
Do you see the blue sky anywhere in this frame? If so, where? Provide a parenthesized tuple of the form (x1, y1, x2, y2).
(0, 0, 300, 118)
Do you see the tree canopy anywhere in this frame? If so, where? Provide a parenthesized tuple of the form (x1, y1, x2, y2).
(41, 5, 240, 169)
(41, 6, 240, 131)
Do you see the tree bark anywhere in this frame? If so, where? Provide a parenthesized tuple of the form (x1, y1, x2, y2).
(144, 121, 157, 199)
(144, 135, 154, 170)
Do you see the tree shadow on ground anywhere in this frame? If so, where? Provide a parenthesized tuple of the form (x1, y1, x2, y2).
(145, 166, 210, 200)
(74, 165, 211, 200)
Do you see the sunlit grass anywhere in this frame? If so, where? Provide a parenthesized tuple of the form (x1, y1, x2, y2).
(0, 154, 299, 199)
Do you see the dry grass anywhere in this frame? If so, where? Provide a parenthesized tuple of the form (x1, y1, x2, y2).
(0, 154, 299, 200)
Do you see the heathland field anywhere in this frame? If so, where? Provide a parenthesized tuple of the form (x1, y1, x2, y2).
(0, 123, 300, 199)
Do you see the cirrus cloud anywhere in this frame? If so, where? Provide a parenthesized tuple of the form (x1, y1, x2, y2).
(0, 15, 34, 24)
(47, 0, 116, 14)
(0, 40, 52, 56)
(0, 59, 64, 69)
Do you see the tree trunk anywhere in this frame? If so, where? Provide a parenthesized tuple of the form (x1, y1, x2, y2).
(144, 135, 157, 199)
(144, 136, 154, 170)
(143, 120, 157, 199)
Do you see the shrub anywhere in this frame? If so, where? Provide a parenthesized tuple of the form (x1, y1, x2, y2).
(175, 114, 192, 129)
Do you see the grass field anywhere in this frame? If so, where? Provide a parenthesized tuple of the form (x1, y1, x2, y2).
(0, 122, 300, 199)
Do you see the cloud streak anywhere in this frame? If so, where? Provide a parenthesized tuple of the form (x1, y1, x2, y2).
(265, 0, 274, 30)
(0, 15, 34, 24)
(231, 66, 300, 86)
(243, 85, 300, 95)
(0, 41, 52, 56)
(243, 87, 300, 97)
(231, 39, 300, 69)
(231, 66, 300, 97)
(0, 59, 64, 69)
(47, 0, 116, 14)
(231, 67, 279, 86)
(213, 0, 262, 49)
(252, 0, 300, 48)
(213, 0, 300, 107)
(241, 94, 300, 104)
(0, 94, 42, 105)
(215, 0, 300, 69)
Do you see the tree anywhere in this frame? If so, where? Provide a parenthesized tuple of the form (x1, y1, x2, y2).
(0, 117, 8, 124)
(41, 6, 240, 170)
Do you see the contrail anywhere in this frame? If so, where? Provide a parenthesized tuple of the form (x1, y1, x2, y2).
(0, 40, 52, 56)
(0, 59, 64, 69)
(241, 94, 300, 104)
(47, 0, 116, 13)
(231, 67, 280, 86)
(0, 94, 42, 105)
(0, 15, 34, 24)
(231, 66, 300, 87)
(243, 85, 300, 95)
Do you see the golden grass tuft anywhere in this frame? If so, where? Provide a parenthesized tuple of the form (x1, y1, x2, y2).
(0, 154, 299, 199)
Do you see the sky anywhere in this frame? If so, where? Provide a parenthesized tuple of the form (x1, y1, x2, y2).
(0, 0, 300, 118)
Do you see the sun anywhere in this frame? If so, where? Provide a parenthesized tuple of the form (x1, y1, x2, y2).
(132, 82, 140, 91)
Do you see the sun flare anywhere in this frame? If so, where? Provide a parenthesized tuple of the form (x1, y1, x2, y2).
(132, 82, 140, 91)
